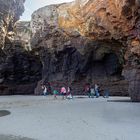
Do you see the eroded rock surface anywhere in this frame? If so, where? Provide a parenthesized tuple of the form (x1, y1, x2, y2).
(31, 0, 140, 100)
(31, 1, 131, 96)
(0, 0, 25, 49)
(0, 45, 42, 95)
(122, 37, 140, 101)
(14, 21, 31, 51)
(1, 0, 140, 100)
(0, 0, 42, 95)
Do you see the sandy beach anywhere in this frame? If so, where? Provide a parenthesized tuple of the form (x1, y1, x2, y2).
(0, 96, 140, 140)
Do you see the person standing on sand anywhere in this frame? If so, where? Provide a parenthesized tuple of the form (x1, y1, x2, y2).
(67, 86, 73, 99)
(90, 85, 95, 98)
(67, 87, 71, 95)
(103, 89, 109, 98)
(41, 85, 47, 96)
(53, 89, 59, 99)
(61, 87, 67, 99)
(95, 84, 100, 98)
(84, 84, 91, 98)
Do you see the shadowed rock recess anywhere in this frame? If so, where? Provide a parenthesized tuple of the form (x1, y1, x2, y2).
(0, 0, 140, 101)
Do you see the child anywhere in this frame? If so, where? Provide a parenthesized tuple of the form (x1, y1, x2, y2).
(42, 85, 47, 96)
(53, 89, 58, 99)
(84, 84, 91, 98)
(90, 86, 95, 98)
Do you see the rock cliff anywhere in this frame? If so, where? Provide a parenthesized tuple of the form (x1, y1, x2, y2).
(0, 0, 25, 49)
(1, 0, 140, 101)
(0, 0, 42, 95)
(55, 0, 140, 101)
(31, 0, 140, 101)
(31, 0, 134, 96)
(14, 21, 31, 51)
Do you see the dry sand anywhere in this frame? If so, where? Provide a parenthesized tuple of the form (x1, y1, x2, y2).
(0, 95, 140, 140)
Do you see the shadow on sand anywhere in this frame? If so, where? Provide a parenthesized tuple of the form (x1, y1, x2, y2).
(76, 96, 87, 99)
(0, 135, 36, 140)
(0, 110, 11, 117)
(107, 99, 133, 103)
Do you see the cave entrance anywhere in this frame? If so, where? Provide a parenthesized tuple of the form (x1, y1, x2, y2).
(91, 53, 128, 96)
(91, 53, 121, 79)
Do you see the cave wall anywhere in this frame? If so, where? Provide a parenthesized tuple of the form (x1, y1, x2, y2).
(31, 3, 129, 96)
(122, 38, 140, 101)
(0, 46, 42, 95)
(0, 0, 139, 99)
(31, 0, 140, 100)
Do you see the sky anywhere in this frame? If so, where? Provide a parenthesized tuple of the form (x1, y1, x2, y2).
(21, 0, 73, 21)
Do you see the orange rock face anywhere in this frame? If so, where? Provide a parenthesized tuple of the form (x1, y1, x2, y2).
(58, 0, 139, 40)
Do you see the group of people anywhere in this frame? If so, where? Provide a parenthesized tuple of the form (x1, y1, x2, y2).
(84, 84, 109, 98)
(41, 83, 109, 99)
(84, 84, 100, 98)
(41, 84, 73, 100)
